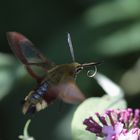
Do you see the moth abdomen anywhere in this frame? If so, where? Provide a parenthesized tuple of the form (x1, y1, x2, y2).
(32, 81, 49, 100)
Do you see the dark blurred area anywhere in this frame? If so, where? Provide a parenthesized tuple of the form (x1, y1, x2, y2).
(0, 0, 140, 140)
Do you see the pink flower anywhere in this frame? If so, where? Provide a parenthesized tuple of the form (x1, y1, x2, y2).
(83, 108, 140, 140)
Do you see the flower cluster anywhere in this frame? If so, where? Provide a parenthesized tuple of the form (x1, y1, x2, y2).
(83, 108, 140, 140)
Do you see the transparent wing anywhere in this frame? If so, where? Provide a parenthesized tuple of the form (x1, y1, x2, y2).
(7, 32, 54, 69)
(7, 32, 55, 81)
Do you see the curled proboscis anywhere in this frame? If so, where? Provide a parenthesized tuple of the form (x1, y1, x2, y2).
(87, 66, 97, 78)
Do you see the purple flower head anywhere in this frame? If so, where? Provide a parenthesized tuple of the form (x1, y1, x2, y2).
(83, 108, 140, 140)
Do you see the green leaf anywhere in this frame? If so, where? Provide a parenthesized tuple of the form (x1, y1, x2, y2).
(0, 53, 26, 101)
(120, 58, 140, 95)
(0, 53, 16, 100)
(94, 22, 140, 56)
(71, 96, 127, 140)
(84, 0, 140, 27)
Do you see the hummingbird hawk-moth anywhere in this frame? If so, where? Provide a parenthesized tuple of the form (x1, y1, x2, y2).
(7, 32, 100, 114)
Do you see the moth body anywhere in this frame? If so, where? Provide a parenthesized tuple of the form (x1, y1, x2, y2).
(7, 32, 100, 114)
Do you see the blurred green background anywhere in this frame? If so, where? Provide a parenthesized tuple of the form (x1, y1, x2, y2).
(0, 0, 140, 139)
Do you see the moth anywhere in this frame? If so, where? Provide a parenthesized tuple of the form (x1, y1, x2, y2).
(7, 32, 100, 114)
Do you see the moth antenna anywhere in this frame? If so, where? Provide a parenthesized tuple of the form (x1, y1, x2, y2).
(67, 33, 75, 62)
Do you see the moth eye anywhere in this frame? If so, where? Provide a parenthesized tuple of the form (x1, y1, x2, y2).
(75, 67, 83, 74)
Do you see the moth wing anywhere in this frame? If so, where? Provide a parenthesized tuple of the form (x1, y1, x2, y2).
(7, 32, 55, 80)
(7, 32, 54, 68)
(57, 80, 85, 104)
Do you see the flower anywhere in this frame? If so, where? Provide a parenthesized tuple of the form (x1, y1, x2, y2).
(19, 120, 35, 140)
(83, 108, 140, 140)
